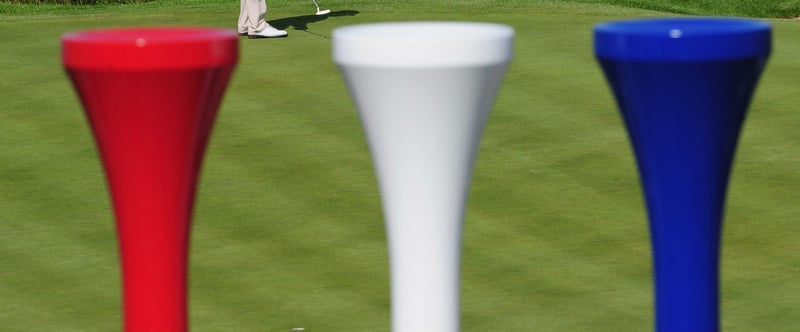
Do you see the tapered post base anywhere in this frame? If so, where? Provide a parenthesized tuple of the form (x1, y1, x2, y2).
(595, 18, 771, 331)
(334, 22, 513, 332)
(63, 28, 238, 331)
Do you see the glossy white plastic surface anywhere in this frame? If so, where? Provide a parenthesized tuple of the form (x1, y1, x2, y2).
(333, 22, 513, 68)
(334, 22, 513, 332)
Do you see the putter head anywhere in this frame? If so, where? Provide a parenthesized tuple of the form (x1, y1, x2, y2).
(316, 9, 331, 15)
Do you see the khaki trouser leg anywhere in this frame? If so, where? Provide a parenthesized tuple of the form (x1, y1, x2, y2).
(239, 0, 267, 34)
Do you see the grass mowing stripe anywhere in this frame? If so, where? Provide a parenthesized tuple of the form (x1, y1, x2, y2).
(1, 1, 797, 331)
(2, 0, 797, 18)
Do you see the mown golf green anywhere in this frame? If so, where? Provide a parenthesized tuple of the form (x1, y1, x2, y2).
(0, 0, 798, 331)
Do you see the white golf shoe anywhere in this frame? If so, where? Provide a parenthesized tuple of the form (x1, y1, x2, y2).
(248, 24, 288, 39)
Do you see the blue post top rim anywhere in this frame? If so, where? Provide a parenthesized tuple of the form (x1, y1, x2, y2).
(594, 18, 771, 61)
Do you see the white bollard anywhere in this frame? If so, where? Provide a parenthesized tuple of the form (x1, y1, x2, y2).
(333, 22, 514, 332)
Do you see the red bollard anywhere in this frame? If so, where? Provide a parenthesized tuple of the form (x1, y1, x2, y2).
(62, 28, 238, 332)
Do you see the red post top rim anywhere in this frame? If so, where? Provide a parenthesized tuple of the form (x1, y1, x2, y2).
(62, 27, 239, 70)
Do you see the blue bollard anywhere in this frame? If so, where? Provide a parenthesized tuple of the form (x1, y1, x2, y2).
(594, 18, 771, 331)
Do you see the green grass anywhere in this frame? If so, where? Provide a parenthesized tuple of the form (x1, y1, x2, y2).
(569, 0, 800, 18)
(1, 0, 798, 331)
(2, 0, 150, 7)
(2, 0, 800, 17)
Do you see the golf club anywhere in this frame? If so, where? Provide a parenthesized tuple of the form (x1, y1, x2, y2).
(311, 0, 330, 15)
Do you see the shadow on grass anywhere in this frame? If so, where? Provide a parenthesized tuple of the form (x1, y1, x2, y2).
(270, 10, 359, 38)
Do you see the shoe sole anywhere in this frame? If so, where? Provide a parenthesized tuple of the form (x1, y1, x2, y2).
(248, 34, 288, 39)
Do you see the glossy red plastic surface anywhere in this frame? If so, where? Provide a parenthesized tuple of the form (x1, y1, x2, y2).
(63, 27, 238, 70)
(62, 28, 238, 332)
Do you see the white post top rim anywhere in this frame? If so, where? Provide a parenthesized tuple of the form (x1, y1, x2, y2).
(333, 21, 514, 67)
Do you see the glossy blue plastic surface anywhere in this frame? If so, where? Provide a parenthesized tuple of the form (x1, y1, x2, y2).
(594, 18, 771, 332)
(595, 18, 771, 61)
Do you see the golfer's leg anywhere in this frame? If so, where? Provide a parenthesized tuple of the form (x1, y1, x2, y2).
(237, 0, 248, 34)
(245, 0, 267, 33)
